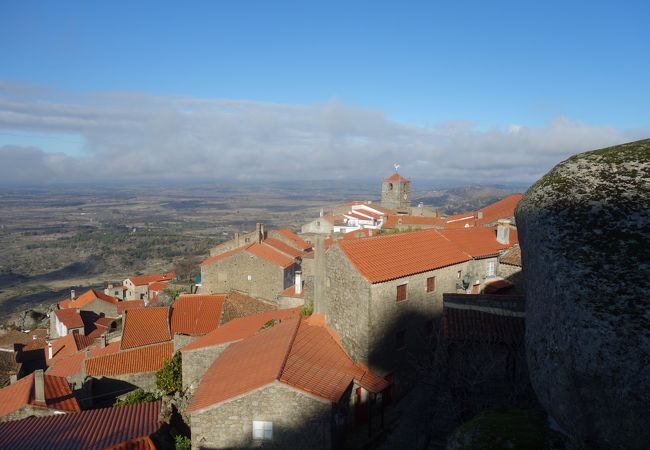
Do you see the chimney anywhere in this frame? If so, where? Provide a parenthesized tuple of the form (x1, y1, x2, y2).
(497, 219, 511, 245)
(70, 289, 76, 300)
(476, 211, 484, 220)
(256, 223, 263, 243)
(320, 208, 324, 218)
(234, 232, 240, 246)
(34, 369, 45, 405)
(47, 341, 53, 360)
(294, 271, 302, 295)
(435, 208, 441, 218)
(9, 374, 17, 384)
(143, 292, 149, 307)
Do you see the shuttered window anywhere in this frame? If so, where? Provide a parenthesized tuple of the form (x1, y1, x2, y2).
(396, 284, 407, 302)
(426, 276, 436, 292)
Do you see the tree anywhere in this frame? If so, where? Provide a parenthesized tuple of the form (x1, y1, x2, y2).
(156, 351, 183, 395)
(114, 388, 159, 406)
(173, 255, 200, 288)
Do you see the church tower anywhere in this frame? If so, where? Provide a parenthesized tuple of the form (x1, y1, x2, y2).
(381, 169, 411, 211)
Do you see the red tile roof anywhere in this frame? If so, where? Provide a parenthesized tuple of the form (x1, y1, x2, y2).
(182, 308, 301, 351)
(263, 238, 306, 258)
(0, 372, 80, 416)
(272, 229, 312, 251)
(187, 317, 388, 412)
(0, 401, 161, 450)
(338, 229, 472, 283)
(47, 332, 97, 366)
(82, 312, 113, 338)
(385, 172, 409, 182)
(121, 307, 171, 350)
(171, 294, 225, 336)
(280, 284, 304, 298)
(128, 272, 174, 286)
(117, 300, 146, 315)
(383, 214, 446, 229)
(438, 227, 518, 258)
(221, 291, 276, 323)
(62, 289, 119, 310)
(200, 244, 252, 266)
(247, 242, 296, 268)
(443, 306, 525, 345)
(53, 309, 84, 329)
(47, 341, 121, 378)
(104, 436, 157, 450)
(86, 342, 173, 376)
(499, 244, 522, 266)
(147, 281, 169, 292)
(444, 194, 523, 228)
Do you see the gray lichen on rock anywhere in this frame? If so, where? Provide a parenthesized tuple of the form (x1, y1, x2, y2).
(516, 139, 650, 449)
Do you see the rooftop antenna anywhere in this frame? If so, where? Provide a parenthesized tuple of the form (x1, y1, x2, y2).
(394, 163, 400, 172)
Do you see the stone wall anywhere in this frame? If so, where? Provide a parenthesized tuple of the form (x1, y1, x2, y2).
(0, 405, 62, 423)
(181, 343, 229, 391)
(498, 263, 524, 293)
(81, 299, 118, 318)
(201, 251, 296, 303)
(190, 382, 332, 450)
(173, 334, 197, 353)
(209, 229, 262, 257)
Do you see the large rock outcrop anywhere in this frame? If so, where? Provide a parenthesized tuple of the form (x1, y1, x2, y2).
(516, 139, 650, 448)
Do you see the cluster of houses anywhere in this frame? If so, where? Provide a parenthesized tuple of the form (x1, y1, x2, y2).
(0, 172, 527, 449)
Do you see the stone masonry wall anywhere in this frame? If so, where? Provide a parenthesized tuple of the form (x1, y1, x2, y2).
(201, 251, 295, 303)
(190, 382, 332, 450)
(181, 343, 229, 391)
(81, 299, 118, 318)
(0, 405, 61, 423)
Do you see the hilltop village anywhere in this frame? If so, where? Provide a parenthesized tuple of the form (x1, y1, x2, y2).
(0, 172, 526, 449)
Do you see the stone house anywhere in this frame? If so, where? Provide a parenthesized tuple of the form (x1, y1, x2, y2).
(180, 308, 301, 392)
(209, 223, 267, 257)
(123, 272, 174, 301)
(57, 289, 120, 318)
(0, 370, 79, 422)
(381, 172, 411, 211)
(200, 231, 309, 303)
(186, 315, 389, 450)
(50, 308, 84, 338)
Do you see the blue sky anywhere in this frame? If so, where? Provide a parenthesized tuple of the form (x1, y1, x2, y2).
(0, 0, 648, 183)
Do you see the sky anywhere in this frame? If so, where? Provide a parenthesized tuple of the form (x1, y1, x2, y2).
(1, 0, 649, 185)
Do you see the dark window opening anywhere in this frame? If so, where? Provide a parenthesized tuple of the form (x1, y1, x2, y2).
(396, 284, 407, 302)
(426, 276, 436, 292)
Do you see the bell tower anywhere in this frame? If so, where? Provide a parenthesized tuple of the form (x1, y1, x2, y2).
(381, 165, 411, 211)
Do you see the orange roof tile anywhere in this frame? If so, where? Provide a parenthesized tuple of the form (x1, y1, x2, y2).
(0, 401, 161, 450)
(385, 172, 409, 182)
(222, 291, 276, 323)
(171, 294, 225, 336)
(46, 332, 97, 366)
(121, 307, 171, 350)
(273, 229, 312, 251)
(263, 238, 305, 258)
(187, 317, 388, 412)
(128, 272, 174, 286)
(280, 284, 304, 298)
(338, 229, 472, 283)
(63, 289, 119, 310)
(47, 341, 121, 378)
(147, 281, 169, 292)
(477, 194, 523, 225)
(86, 342, 173, 377)
(117, 300, 145, 315)
(499, 244, 522, 267)
(104, 436, 157, 450)
(438, 227, 518, 258)
(383, 214, 446, 229)
(246, 242, 296, 268)
(52, 309, 84, 329)
(0, 372, 79, 416)
(182, 308, 300, 351)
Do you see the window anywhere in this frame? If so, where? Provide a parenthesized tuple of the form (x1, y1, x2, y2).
(396, 284, 407, 302)
(486, 261, 495, 277)
(395, 331, 406, 349)
(457, 270, 462, 279)
(252, 421, 273, 440)
(426, 276, 436, 293)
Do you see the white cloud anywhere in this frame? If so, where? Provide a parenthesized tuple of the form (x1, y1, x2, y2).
(0, 82, 646, 185)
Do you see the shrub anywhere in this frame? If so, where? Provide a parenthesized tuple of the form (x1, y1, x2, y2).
(155, 351, 182, 395)
(175, 435, 191, 450)
(114, 388, 159, 406)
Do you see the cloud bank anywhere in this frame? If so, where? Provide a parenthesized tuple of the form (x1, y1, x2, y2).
(0, 82, 646, 186)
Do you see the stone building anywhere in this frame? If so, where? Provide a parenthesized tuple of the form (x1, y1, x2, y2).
(0, 370, 79, 422)
(57, 289, 120, 318)
(123, 272, 174, 301)
(200, 228, 311, 304)
(186, 315, 388, 450)
(381, 172, 411, 211)
(444, 194, 523, 229)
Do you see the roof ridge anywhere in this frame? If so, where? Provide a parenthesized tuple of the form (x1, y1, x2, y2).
(433, 229, 474, 260)
(276, 316, 302, 381)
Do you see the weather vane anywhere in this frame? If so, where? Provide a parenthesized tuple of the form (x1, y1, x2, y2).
(394, 163, 400, 172)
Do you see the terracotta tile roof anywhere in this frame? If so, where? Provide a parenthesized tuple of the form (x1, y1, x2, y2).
(58, 298, 73, 309)
(280, 284, 304, 298)
(63, 289, 119, 310)
(272, 229, 312, 251)
(221, 291, 276, 324)
(187, 317, 388, 412)
(104, 436, 157, 450)
(147, 281, 169, 292)
(47, 332, 97, 366)
(201, 244, 252, 266)
(444, 194, 523, 228)
(438, 227, 518, 258)
(81, 312, 113, 338)
(128, 272, 174, 286)
(0, 372, 79, 416)
(483, 279, 515, 294)
(383, 214, 446, 229)
(338, 229, 472, 283)
(52, 308, 84, 329)
(246, 242, 296, 268)
(117, 300, 146, 315)
(263, 238, 306, 258)
(442, 305, 525, 345)
(182, 308, 300, 351)
(120, 307, 171, 350)
(499, 244, 522, 266)
(86, 342, 173, 377)
(171, 294, 225, 336)
(0, 401, 161, 450)
(386, 172, 409, 182)
(47, 341, 121, 378)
